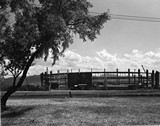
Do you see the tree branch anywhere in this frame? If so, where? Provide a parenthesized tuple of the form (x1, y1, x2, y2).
(58, 0, 63, 11)
(61, 0, 69, 9)
(15, 45, 43, 89)
(7, 67, 15, 76)
(13, 76, 17, 87)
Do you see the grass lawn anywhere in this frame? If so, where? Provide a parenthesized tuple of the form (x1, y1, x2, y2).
(1, 97, 160, 126)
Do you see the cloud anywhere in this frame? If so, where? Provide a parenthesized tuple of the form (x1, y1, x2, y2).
(96, 49, 118, 70)
(27, 49, 160, 75)
(123, 49, 160, 70)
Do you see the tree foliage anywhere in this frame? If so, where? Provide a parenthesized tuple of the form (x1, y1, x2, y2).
(0, 0, 109, 107)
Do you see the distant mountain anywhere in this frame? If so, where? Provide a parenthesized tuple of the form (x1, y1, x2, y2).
(23, 75, 41, 85)
(1, 75, 41, 90)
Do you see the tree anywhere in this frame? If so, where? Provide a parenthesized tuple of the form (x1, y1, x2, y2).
(0, 0, 109, 107)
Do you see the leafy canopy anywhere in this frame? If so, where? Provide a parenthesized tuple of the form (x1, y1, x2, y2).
(0, 0, 109, 76)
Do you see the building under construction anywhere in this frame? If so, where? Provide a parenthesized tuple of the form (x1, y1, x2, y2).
(40, 69, 159, 90)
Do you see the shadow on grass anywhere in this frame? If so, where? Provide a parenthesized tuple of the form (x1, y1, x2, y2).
(78, 106, 123, 116)
(51, 109, 70, 119)
(1, 106, 35, 118)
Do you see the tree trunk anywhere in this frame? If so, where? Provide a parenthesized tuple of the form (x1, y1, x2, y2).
(1, 69, 31, 108)
(1, 76, 17, 108)
(1, 48, 41, 108)
(1, 87, 17, 108)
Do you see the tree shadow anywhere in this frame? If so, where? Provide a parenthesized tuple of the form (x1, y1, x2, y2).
(1, 106, 35, 118)
(78, 105, 123, 116)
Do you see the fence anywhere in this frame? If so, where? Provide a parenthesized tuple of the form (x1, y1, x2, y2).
(40, 69, 159, 90)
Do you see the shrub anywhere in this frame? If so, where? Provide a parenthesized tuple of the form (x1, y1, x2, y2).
(18, 85, 47, 91)
(128, 84, 137, 90)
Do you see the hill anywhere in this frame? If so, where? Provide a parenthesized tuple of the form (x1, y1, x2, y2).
(1, 75, 41, 90)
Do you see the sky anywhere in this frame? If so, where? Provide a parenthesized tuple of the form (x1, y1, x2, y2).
(11, 0, 160, 76)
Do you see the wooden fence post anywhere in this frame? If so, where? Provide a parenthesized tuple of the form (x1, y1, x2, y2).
(45, 72, 49, 90)
(146, 69, 148, 87)
(49, 71, 52, 90)
(128, 69, 130, 84)
(116, 68, 118, 84)
(91, 68, 93, 89)
(151, 70, 154, 88)
(57, 70, 60, 89)
(138, 69, 141, 84)
(66, 69, 69, 89)
(140, 75, 143, 84)
(104, 69, 107, 89)
(50, 71, 52, 80)
(155, 71, 159, 89)
(134, 75, 136, 84)
(40, 73, 43, 86)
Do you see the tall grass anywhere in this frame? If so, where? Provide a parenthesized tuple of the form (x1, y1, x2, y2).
(1, 97, 160, 126)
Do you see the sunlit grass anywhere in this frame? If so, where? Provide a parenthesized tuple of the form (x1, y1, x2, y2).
(1, 97, 160, 126)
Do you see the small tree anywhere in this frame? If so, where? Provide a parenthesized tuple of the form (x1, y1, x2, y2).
(0, 0, 109, 107)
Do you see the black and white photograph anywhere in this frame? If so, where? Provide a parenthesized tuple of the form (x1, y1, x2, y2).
(1, 0, 160, 125)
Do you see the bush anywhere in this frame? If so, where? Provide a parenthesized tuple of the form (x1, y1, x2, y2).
(18, 85, 47, 91)
(128, 84, 137, 90)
